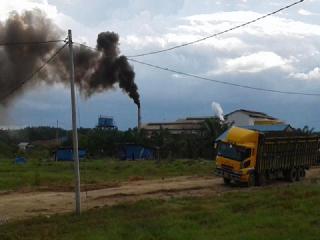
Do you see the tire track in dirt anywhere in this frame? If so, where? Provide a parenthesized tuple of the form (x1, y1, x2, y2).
(0, 168, 319, 223)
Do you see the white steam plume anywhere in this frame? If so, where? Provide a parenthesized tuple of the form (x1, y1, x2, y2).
(211, 101, 224, 121)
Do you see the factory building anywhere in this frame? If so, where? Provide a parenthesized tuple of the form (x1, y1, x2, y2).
(141, 116, 213, 135)
(224, 109, 284, 126)
(141, 109, 285, 136)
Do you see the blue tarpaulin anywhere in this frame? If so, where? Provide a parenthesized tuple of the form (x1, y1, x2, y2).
(119, 144, 155, 160)
(15, 157, 27, 164)
(55, 148, 87, 161)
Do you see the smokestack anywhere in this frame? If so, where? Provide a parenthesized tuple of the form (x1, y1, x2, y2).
(138, 105, 141, 131)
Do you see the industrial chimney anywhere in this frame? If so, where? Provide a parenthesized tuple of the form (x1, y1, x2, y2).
(138, 105, 141, 131)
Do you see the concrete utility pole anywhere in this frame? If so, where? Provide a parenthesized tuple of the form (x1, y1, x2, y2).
(56, 120, 59, 146)
(68, 29, 81, 215)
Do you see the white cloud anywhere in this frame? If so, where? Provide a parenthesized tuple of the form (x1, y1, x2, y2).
(213, 51, 292, 74)
(181, 11, 320, 38)
(298, 9, 313, 16)
(290, 67, 320, 81)
(0, 0, 94, 45)
(0, 0, 59, 21)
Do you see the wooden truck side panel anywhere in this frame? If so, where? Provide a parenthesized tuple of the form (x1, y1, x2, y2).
(256, 135, 320, 172)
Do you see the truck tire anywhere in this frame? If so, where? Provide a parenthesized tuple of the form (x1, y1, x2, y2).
(298, 168, 305, 180)
(223, 178, 231, 185)
(256, 172, 267, 186)
(288, 168, 297, 182)
(247, 174, 256, 187)
(296, 168, 301, 181)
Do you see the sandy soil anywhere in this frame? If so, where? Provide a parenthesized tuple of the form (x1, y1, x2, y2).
(0, 168, 319, 223)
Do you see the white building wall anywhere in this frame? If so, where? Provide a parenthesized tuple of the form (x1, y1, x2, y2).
(225, 112, 255, 126)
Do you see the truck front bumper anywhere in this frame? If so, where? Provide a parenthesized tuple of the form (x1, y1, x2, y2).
(215, 167, 244, 182)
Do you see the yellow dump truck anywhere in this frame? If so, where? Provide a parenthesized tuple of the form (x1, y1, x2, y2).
(215, 127, 320, 186)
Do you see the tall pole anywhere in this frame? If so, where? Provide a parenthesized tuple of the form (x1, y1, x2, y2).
(56, 120, 59, 146)
(68, 29, 81, 215)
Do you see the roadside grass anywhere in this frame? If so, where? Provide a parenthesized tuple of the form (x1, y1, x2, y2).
(1, 182, 320, 240)
(0, 159, 213, 191)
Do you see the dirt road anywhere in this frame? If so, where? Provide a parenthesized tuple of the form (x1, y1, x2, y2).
(1, 168, 319, 223)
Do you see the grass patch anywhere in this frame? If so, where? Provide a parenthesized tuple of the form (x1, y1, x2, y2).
(1, 182, 320, 240)
(0, 159, 213, 191)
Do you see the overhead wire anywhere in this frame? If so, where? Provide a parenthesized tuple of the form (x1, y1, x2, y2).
(0, 0, 306, 101)
(0, 42, 68, 102)
(73, 42, 320, 97)
(127, 0, 304, 57)
(128, 58, 320, 97)
(73, 0, 304, 57)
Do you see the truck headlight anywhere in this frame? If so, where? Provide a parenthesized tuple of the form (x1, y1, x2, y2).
(242, 160, 250, 169)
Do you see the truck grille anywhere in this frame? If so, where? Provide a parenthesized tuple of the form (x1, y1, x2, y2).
(222, 164, 233, 170)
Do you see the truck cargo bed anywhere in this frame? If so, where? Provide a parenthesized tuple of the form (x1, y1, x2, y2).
(256, 134, 320, 172)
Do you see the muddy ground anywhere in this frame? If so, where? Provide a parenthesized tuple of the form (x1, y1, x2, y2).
(0, 168, 319, 223)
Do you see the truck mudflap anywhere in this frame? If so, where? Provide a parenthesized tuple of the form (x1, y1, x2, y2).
(215, 167, 241, 181)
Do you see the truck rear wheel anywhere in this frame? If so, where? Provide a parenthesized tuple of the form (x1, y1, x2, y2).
(298, 168, 305, 180)
(223, 178, 231, 185)
(247, 174, 256, 187)
(288, 168, 297, 182)
(296, 168, 301, 181)
(256, 172, 267, 186)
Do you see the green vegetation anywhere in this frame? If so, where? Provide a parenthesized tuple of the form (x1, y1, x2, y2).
(1, 182, 320, 240)
(0, 118, 229, 160)
(0, 159, 213, 191)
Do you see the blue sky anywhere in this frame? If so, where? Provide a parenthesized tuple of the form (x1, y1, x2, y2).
(1, 0, 320, 130)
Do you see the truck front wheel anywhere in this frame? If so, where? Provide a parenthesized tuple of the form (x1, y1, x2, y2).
(298, 168, 306, 180)
(288, 168, 297, 182)
(223, 178, 231, 185)
(256, 172, 267, 186)
(247, 174, 256, 187)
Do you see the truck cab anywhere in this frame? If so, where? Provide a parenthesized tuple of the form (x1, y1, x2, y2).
(215, 127, 259, 186)
(215, 126, 319, 186)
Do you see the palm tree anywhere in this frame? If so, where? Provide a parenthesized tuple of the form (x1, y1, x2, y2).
(200, 118, 230, 159)
(297, 125, 315, 135)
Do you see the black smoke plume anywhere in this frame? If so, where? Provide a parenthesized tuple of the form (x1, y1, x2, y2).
(0, 9, 62, 103)
(0, 9, 140, 108)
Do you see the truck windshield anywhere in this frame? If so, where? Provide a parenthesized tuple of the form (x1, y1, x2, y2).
(217, 142, 251, 161)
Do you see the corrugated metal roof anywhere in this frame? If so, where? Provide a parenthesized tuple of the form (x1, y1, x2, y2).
(216, 124, 294, 142)
(225, 109, 277, 120)
(240, 124, 293, 132)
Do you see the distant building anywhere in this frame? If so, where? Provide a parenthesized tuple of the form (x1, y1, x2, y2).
(97, 115, 117, 130)
(118, 144, 155, 160)
(141, 116, 213, 135)
(225, 109, 284, 126)
(18, 142, 33, 151)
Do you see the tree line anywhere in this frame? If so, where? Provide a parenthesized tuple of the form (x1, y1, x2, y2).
(0, 118, 229, 160)
(0, 120, 316, 160)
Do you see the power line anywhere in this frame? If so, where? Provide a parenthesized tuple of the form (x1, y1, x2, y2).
(127, 0, 304, 58)
(0, 39, 66, 47)
(0, 43, 68, 102)
(72, 42, 320, 97)
(128, 58, 320, 97)
(76, 42, 96, 51)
